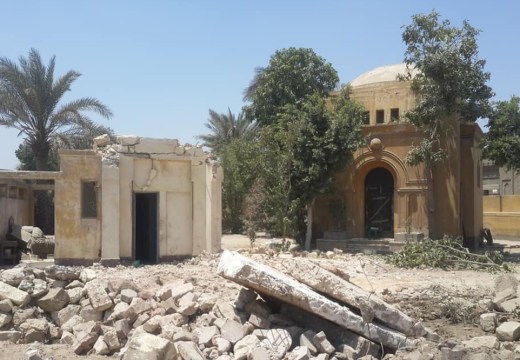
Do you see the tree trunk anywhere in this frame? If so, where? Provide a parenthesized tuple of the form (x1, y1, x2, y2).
(427, 165, 435, 239)
(304, 199, 315, 250)
(31, 140, 51, 171)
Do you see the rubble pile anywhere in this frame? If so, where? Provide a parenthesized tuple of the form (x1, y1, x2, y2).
(0, 251, 520, 359)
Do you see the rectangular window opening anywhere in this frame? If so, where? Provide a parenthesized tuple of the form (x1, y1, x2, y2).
(376, 110, 384, 124)
(390, 108, 400, 121)
(363, 111, 370, 125)
(483, 164, 500, 179)
(81, 181, 97, 218)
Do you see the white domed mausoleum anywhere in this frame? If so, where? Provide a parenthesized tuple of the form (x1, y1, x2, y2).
(313, 64, 483, 249)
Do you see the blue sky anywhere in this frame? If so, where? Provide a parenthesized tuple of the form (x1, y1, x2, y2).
(1, 1, 519, 169)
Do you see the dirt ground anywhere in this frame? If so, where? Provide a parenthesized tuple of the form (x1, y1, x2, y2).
(0, 234, 517, 359)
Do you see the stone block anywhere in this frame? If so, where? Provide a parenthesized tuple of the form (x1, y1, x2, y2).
(496, 321, 520, 341)
(123, 332, 176, 360)
(248, 313, 270, 329)
(0, 313, 12, 328)
(86, 280, 113, 312)
(176, 341, 205, 360)
(92, 336, 110, 355)
(480, 313, 498, 332)
(0, 299, 14, 313)
(66, 287, 83, 304)
(312, 331, 335, 354)
(193, 325, 220, 346)
(289, 346, 311, 360)
(233, 334, 260, 360)
(0, 281, 30, 306)
(59, 330, 75, 345)
(52, 305, 81, 327)
(0, 330, 21, 343)
(121, 288, 138, 304)
(72, 331, 99, 355)
(300, 330, 318, 355)
(218, 319, 245, 344)
(38, 287, 69, 312)
(500, 298, 520, 313)
(20, 318, 49, 343)
(80, 304, 103, 322)
(462, 335, 500, 349)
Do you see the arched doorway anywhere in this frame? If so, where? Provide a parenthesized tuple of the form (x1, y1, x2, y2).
(365, 167, 394, 238)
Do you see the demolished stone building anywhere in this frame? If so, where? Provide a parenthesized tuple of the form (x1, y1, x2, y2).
(313, 64, 484, 248)
(1, 136, 223, 266)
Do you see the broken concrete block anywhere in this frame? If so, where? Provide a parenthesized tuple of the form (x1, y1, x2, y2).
(462, 335, 500, 349)
(249, 313, 270, 329)
(117, 135, 140, 146)
(60, 314, 83, 333)
(235, 287, 257, 311)
(66, 287, 83, 304)
(494, 273, 519, 294)
(1, 268, 26, 287)
(218, 251, 412, 350)
(20, 318, 49, 343)
(193, 325, 220, 347)
(37, 287, 69, 312)
(0, 299, 14, 313)
(114, 318, 132, 341)
(52, 304, 81, 327)
(176, 341, 205, 360)
(245, 299, 271, 319)
(45, 266, 80, 281)
(80, 304, 103, 322)
(0, 281, 30, 306)
(73, 331, 99, 355)
(218, 319, 245, 344)
(142, 315, 161, 334)
(493, 288, 516, 310)
(288, 346, 311, 360)
(59, 330, 75, 345)
(213, 300, 242, 322)
(0, 313, 12, 328)
(213, 336, 231, 353)
(312, 331, 335, 354)
(259, 328, 292, 359)
(80, 269, 97, 283)
(93, 134, 111, 147)
(102, 328, 121, 351)
(159, 313, 188, 327)
(499, 298, 520, 313)
(92, 336, 110, 355)
(133, 313, 150, 329)
(0, 330, 21, 343)
(86, 280, 113, 311)
(123, 332, 176, 360)
(234, 334, 260, 360)
(282, 259, 430, 338)
(496, 321, 520, 341)
(299, 330, 318, 354)
(480, 313, 498, 332)
(121, 288, 138, 304)
(128, 297, 153, 315)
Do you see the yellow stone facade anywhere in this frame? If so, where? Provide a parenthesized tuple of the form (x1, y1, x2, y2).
(313, 64, 483, 247)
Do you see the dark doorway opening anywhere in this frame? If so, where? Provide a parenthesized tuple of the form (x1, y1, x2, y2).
(134, 193, 158, 264)
(365, 168, 394, 238)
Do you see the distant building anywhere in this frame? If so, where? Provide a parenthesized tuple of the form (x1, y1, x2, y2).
(482, 160, 520, 195)
(313, 64, 483, 248)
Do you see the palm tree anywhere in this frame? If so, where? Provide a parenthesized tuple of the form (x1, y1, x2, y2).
(197, 108, 256, 155)
(0, 49, 112, 171)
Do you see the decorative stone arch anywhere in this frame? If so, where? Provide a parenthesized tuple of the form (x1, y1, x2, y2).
(352, 150, 409, 190)
(346, 149, 409, 238)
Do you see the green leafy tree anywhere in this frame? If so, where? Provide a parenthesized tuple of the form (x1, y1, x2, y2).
(400, 11, 494, 239)
(220, 137, 258, 233)
(401, 11, 494, 165)
(0, 49, 112, 171)
(249, 87, 365, 246)
(243, 47, 339, 127)
(197, 108, 256, 155)
(483, 96, 520, 170)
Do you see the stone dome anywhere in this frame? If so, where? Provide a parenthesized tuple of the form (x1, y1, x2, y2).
(351, 63, 417, 87)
